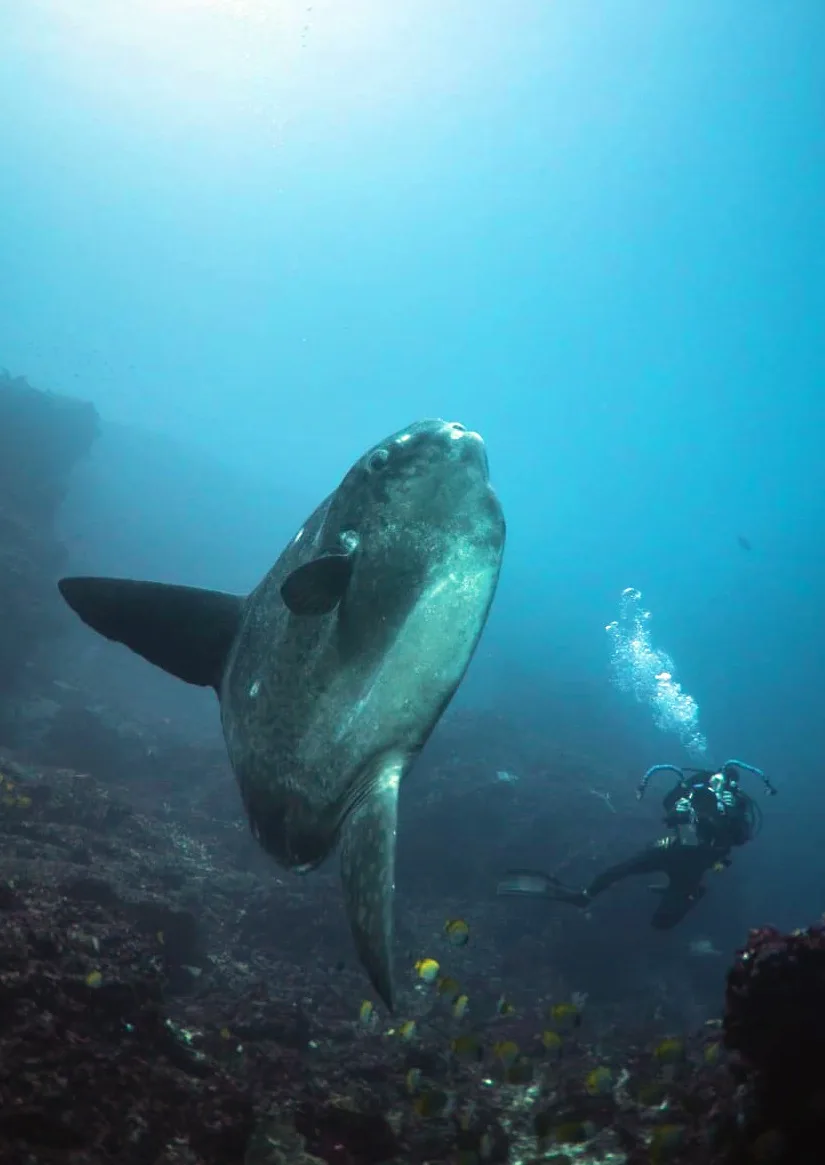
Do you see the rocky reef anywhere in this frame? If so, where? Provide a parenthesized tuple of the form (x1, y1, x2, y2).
(0, 370, 98, 710)
(0, 687, 809, 1165)
(0, 370, 817, 1164)
(0, 743, 731, 1165)
(716, 921, 825, 1164)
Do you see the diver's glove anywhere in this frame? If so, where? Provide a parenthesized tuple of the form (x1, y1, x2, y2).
(497, 870, 590, 908)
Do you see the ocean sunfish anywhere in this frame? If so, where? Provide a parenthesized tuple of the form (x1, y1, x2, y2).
(58, 418, 506, 1009)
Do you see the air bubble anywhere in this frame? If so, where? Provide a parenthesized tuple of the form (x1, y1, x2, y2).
(606, 588, 707, 757)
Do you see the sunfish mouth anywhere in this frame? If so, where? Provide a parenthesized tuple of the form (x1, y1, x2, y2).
(444, 420, 484, 443)
(438, 421, 489, 480)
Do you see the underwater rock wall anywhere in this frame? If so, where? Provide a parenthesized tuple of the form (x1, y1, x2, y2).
(0, 370, 99, 714)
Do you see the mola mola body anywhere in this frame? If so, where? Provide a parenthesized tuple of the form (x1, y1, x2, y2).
(58, 418, 506, 1009)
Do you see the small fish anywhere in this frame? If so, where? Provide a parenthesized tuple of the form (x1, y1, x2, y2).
(549, 1001, 581, 1031)
(541, 1029, 563, 1053)
(436, 975, 461, 1000)
(452, 994, 470, 1020)
(635, 1080, 669, 1107)
(415, 957, 440, 984)
(584, 1066, 614, 1096)
(397, 1019, 417, 1041)
(535, 1110, 593, 1147)
(405, 1067, 422, 1094)
(650, 1123, 686, 1161)
(703, 1041, 722, 1066)
(451, 1033, 484, 1061)
(457, 1103, 477, 1132)
(493, 1039, 519, 1067)
(653, 1036, 684, 1064)
(444, 918, 470, 946)
(553, 1120, 593, 1145)
(477, 1131, 494, 1159)
(413, 1088, 455, 1118)
(219, 1026, 232, 1040)
(85, 970, 102, 988)
(495, 994, 514, 1017)
(359, 999, 376, 1026)
(737, 534, 752, 551)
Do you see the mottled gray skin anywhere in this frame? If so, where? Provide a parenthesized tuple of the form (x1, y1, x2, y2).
(56, 419, 504, 1009)
(221, 418, 505, 1007)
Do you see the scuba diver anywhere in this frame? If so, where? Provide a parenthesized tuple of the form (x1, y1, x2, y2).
(497, 760, 777, 929)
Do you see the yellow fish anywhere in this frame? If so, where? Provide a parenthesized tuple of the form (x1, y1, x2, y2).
(635, 1080, 669, 1107)
(405, 1067, 422, 1094)
(493, 1039, 519, 1067)
(549, 1001, 581, 1031)
(436, 975, 461, 1000)
(585, 1066, 613, 1096)
(415, 957, 440, 983)
(653, 1037, 684, 1064)
(397, 1019, 417, 1041)
(535, 1111, 592, 1147)
(85, 970, 102, 988)
(650, 1123, 685, 1161)
(359, 1000, 376, 1026)
(495, 994, 515, 1016)
(413, 1089, 455, 1118)
(541, 1029, 563, 1052)
(444, 918, 470, 946)
(703, 1041, 722, 1065)
(452, 994, 469, 1019)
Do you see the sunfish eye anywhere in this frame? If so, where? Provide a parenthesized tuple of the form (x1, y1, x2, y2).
(368, 448, 390, 472)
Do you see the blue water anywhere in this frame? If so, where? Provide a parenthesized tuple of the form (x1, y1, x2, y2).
(2, 1, 824, 928)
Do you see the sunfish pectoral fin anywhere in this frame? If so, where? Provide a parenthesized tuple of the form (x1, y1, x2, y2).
(280, 548, 354, 616)
(57, 576, 244, 691)
(339, 765, 401, 1012)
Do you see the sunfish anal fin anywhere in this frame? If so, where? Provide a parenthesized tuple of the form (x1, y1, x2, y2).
(339, 761, 401, 1012)
(58, 576, 244, 691)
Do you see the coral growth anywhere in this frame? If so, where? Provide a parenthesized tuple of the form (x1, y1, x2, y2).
(717, 922, 825, 1164)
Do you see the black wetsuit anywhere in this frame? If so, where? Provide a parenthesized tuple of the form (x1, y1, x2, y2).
(498, 776, 752, 929)
(578, 834, 723, 928)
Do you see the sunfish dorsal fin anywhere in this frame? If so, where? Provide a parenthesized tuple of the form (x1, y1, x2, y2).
(58, 576, 244, 691)
(339, 759, 402, 1012)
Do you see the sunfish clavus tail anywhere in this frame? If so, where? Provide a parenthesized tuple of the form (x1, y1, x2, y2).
(58, 418, 505, 1009)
